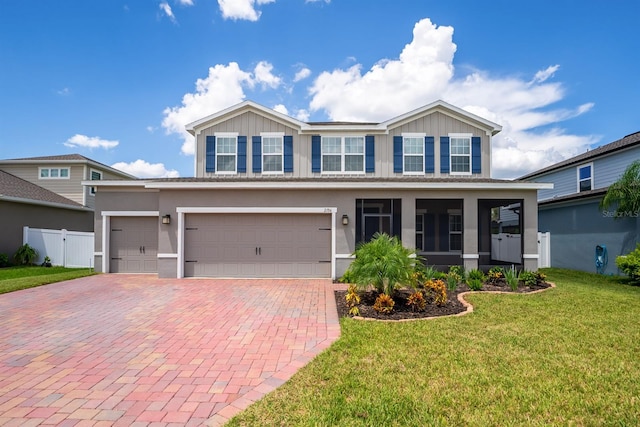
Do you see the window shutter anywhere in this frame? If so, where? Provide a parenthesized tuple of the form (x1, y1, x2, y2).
(438, 213, 449, 251)
(440, 136, 450, 174)
(393, 136, 403, 173)
(472, 136, 481, 174)
(425, 136, 435, 173)
(252, 136, 262, 173)
(237, 136, 247, 173)
(284, 135, 293, 173)
(425, 213, 435, 251)
(365, 135, 375, 173)
(311, 135, 321, 173)
(205, 136, 216, 173)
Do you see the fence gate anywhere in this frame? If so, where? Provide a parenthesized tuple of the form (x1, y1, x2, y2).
(23, 226, 94, 268)
(537, 231, 551, 268)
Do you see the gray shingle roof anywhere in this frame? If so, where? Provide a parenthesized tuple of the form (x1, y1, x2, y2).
(0, 154, 137, 179)
(0, 170, 83, 208)
(520, 131, 640, 180)
(8, 154, 89, 161)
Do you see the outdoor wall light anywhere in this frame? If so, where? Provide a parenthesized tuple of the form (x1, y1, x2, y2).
(162, 214, 171, 225)
(342, 214, 349, 225)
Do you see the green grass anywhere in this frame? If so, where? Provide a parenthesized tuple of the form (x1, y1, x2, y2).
(0, 265, 96, 294)
(227, 268, 640, 426)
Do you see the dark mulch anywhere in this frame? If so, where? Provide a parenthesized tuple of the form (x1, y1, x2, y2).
(335, 280, 551, 320)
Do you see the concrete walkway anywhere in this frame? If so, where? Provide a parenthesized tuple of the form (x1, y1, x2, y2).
(0, 275, 340, 426)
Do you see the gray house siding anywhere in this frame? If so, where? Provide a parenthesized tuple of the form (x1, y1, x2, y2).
(0, 200, 93, 260)
(539, 198, 640, 273)
(532, 168, 576, 201)
(593, 145, 640, 189)
(0, 164, 86, 205)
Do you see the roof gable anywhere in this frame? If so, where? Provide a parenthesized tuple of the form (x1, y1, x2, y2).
(0, 154, 137, 179)
(0, 170, 85, 209)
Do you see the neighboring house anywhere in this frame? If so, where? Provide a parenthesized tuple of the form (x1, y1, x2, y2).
(520, 131, 640, 273)
(88, 100, 550, 279)
(0, 170, 93, 257)
(0, 154, 135, 259)
(0, 154, 136, 210)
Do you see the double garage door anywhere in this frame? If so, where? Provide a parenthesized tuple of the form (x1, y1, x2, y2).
(184, 213, 332, 278)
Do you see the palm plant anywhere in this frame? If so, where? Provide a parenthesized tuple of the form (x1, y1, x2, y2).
(600, 160, 640, 218)
(346, 233, 418, 296)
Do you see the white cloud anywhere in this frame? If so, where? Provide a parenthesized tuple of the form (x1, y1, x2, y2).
(272, 104, 288, 115)
(306, 17, 595, 178)
(217, 0, 275, 21)
(295, 109, 310, 121)
(293, 67, 311, 82)
(63, 134, 119, 150)
(305, 0, 330, 3)
(159, 2, 176, 22)
(111, 159, 180, 178)
(178, 0, 194, 5)
(56, 87, 71, 96)
(162, 61, 280, 155)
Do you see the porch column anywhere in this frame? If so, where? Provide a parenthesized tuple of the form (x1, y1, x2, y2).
(401, 196, 416, 249)
(463, 196, 479, 270)
(522, 191, 539, 271)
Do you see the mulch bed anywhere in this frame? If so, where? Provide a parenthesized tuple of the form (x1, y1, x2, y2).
(335, 281, 552, 321)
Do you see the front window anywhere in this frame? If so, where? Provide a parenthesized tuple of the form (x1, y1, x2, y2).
(403, 136, 424, 173)
(450, 135, 471, 174)
(449, 213, 462, 252)
(578, 164, 593, 192)
(216, 136, 237, 173)
(262, 134, 283, 173)
(322, 136, 364, 173)
(39, 167, 70, 179)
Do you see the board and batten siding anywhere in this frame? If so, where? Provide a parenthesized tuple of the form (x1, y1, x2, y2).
(195, 110, 492, 179)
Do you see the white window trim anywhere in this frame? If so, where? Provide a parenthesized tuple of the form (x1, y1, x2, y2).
(214, 132, 238, 175)
(39, 167, 70, 180)
(89, 169, 102, 195)
(449, 133, 472, 176)
(577, 162, 594, 192)
(402, 133, 426, 175)
(260, 132, 284, 175)
(320, 135, 366, 174)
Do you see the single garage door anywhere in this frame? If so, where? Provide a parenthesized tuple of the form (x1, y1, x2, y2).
(184, 213, 331, 278)
(110, 216, 158, 273)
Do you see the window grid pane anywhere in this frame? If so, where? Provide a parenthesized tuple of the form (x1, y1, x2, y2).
(40, 169, 49, 178)
(321, 137, 341, 154)
(217, 137, 236, 154)
(217, 155, 236, 172)
(60, 168, 69, 178)
(404, 138, 423, 154)
(451, 156, 470, 173)
(263, 155, 282, 172)
(451, 138, 470, 154)
(345, 155, 363, 172)
(322, 155, 341, 172)
(404, 156, 423, 172)
(345, 137, 364, 154)
(579, 166, 591, 180)
(263, 137, 282, 154)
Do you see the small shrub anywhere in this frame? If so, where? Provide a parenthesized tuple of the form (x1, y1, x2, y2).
(345, 284, 361, 316)
(0, 253, 9, 268)
(339, 270, 355, 284)
(487, 266, 504, 284)
(373, 293, 395, 314)
(433, 271, 448, 281)
(422, 265, 439, 281)
(14, 244, 38, 266)
(406, 291, 426, 312)
(424, 279, 447, 306)
(467, 268, 486, 283)
(467, 278, 483, 291)
(449, 265, 466, 281)
(617, 246, 640, 284)
(535, 271, 547, 283)
(519, 270, 538, 287)
(504, 265, 519, 291)
(446, 272, 460, 291)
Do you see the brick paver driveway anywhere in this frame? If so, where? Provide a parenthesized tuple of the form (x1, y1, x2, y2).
(0, 275, 340, 426)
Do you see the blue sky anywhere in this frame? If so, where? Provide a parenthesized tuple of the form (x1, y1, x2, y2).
(1, 0, 638, 179)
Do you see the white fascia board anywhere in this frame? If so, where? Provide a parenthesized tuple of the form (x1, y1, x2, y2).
(101, 211, 159, 217)
(186, 100, 308, 135)
(147, 181, 553, 191)
(81, 179, 148, 188)
(0, 195, 92, 212)
(177, 207, 337, 214)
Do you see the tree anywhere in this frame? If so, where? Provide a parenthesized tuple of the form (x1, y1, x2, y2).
(600, 160, 640, 219)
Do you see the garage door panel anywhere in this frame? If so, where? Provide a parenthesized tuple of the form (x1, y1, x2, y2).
(184, 213, 331, 278)
(110, 217, 158, 273)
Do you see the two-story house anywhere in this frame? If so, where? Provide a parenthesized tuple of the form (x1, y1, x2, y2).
(520, 131, 640, 273)
(88, 100, 550, 279)
(0, 154, 135, 258)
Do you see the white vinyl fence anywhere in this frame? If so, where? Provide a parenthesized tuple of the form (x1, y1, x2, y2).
(23, 227, 94, 268)
(491, 232, 551, 268)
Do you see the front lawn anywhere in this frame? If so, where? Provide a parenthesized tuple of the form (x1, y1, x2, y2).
(227, 268, 640, 426)
(0, 266, 96, 294)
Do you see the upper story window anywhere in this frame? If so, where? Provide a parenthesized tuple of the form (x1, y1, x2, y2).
(577, 163, 593, 192)
(403, 135, 424, 174)
(90, 170, 102, 195)
(39, 167, 69, 179)
(216, 134, 237, 173)
(450, 134, 472, 175)
(262, 133, 283, 173)
(321, 136, 364, 173)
